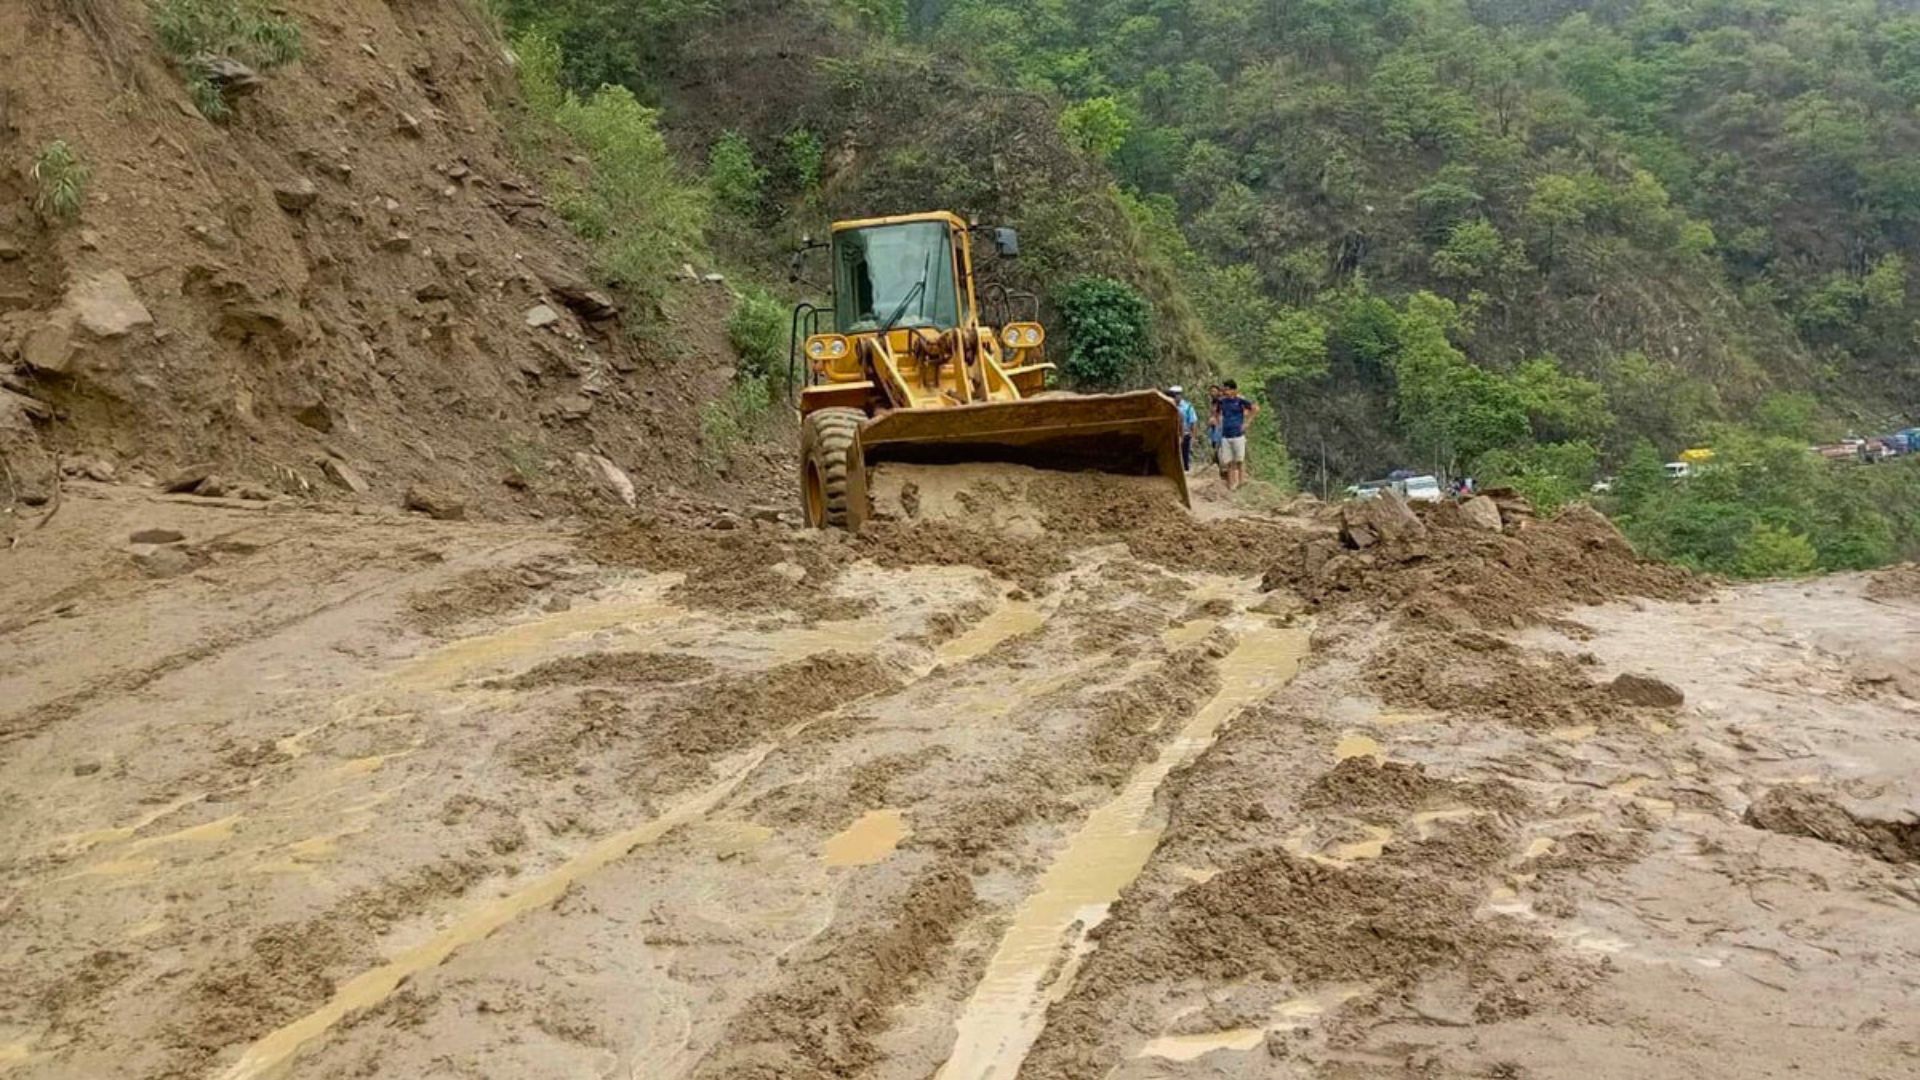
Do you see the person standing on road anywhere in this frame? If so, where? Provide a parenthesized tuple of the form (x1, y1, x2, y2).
(1169, 385, 1198, 472)
(1205, 384, 1225, 477)
(1212, 380, 1258, 491)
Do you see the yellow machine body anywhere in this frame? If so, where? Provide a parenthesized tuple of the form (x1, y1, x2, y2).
(794, 211, 1188, 528)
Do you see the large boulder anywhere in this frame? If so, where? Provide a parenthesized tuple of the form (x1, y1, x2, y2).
(1610, 672, 1685, 708)
(1340, 493, 1427, 551)
(1459, 495, 1503, 532)
(66, 271, 152, 339)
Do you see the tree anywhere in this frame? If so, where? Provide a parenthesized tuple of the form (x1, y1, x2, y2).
(1524, 174, 1591, 275)
(1511, 356, 1613, 442)
(1475, 441, 1600, 513)
(1060, 97, 1132, 162)
(1431, 219, 1513, 284)
(1260, 308, 1330, 381)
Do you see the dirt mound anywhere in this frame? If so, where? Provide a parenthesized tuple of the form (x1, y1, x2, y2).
(0, 0, 770, 524)
(1302, 757, 1527, 817)
(487, 650, 713, 691)
(1865, 562, 1920, 602)
(1745, 786, 1920, 864)
(1265, 503, 1701, 629)
(691, 867, 977, 1080)
(585, 523, 867, 621)
(404, 559, 575, 632)
(1370, 630, 1626, 731)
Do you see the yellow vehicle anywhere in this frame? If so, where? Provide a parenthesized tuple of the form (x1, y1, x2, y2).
(788, 211, 1187, 529)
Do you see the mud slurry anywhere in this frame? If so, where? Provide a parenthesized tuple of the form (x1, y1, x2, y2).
(5, 480, 1919, 1080)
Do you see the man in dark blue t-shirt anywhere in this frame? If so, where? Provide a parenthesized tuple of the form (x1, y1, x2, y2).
(1210, 379, 1259, 491)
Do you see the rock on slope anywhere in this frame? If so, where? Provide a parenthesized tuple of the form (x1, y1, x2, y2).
(0, 0, 756, 519)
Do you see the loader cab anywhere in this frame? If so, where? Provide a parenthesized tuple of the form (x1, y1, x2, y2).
(832, 217, 965, 334)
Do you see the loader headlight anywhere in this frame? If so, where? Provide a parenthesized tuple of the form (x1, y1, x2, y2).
(1002, 322, 1044, 349)
(806, 335, 850, 361)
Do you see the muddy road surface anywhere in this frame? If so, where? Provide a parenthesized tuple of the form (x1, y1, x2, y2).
(2, 475, 1916, 1080)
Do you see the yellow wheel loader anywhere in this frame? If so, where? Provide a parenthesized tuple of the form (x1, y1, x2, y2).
(787, 211, 1189, 529)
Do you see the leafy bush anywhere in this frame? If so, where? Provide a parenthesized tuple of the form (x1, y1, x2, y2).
(1474, 441, 1600, 514)
(781, 129, 825, 193)
(728, 286, 789, 383)
(1059, 97, 1131, 162)
(511, 32, 706, 292)
(1734, 523, 1821, 579)
(151, 0, 301, 118)
(1056, 276, 1151, 387)
(708, 132, 766, 217)
(31, 141, 89, 222)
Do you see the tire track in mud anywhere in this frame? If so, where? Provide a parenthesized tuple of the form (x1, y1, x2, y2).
(682, 593, 1298, 1080)
(197, 585, 1055, 1080)
(933, 617, 1309, 1080)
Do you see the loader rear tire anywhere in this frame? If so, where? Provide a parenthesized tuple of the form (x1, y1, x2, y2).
(800, 408, 867, 530)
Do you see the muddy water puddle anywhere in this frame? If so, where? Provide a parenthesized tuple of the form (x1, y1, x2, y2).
(935, 617, 1311, 1080)
(1334, 733, 1386, 762)
(822, 809, 910, 867)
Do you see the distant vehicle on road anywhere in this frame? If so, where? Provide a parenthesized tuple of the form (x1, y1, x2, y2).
(1345, 480, 1392, 501)
(1664, 462, 1693, 480)
(1396, 475, 1443, 502)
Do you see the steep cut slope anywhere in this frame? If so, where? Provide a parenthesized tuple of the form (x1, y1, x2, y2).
(0, 0, 765, 524)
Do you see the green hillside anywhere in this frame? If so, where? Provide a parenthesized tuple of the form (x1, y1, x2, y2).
(489, 0, 1920, 574)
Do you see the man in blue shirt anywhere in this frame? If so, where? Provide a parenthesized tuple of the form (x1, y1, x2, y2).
(1169, 385, 1198, 471)
(1211, 379, 1259, 491)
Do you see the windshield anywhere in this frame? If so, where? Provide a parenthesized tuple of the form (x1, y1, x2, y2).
(833, 222, 960, 334)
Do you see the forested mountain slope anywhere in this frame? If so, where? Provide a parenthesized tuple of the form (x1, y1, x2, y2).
(513, 0, 1920, 488)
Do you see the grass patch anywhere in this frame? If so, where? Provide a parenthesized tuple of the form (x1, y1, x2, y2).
(31, 141, 89, 221)
(699, 376, 772, 466)
(151, 0, 301, 118)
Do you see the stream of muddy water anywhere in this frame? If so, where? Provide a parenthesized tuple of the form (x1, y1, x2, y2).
(935, 616, 1311, 1080)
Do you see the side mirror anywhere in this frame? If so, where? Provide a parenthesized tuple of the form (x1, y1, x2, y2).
(994, 227, 1020, 258)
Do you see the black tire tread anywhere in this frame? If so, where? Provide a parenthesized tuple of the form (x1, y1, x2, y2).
(802, 408, 867, 529)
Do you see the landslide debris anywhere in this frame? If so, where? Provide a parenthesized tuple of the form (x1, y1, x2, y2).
(1865, 562, 1920, 602)
(0, 0, 766, 522)
(1745, 787, 1920, 864)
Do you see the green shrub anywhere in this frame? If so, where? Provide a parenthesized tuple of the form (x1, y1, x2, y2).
(708, 131, 766, 217)
(31, 141, 90, 221)
(1733, 523, 1820, 579)
(151, 0, 301, 119)
(728, 286, 790, 383)
(782, 129, 825, 193)
(1056, 276, 1151, 387)
(1474, 441, 1600, 514)
(511, 33, 707, 293)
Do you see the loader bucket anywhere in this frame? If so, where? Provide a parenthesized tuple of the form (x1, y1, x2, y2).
(856, 390, 1191, 507)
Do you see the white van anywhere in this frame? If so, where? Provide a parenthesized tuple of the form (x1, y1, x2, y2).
(1397, 476, 1444, 502)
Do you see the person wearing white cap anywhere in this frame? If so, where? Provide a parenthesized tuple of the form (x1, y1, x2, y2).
(1168, 385, 1198, 472)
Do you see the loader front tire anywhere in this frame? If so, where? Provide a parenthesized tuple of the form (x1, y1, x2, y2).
(800, 408, 867, 530)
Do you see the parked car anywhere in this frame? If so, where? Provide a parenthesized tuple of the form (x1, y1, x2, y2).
(1345, 480, 1392, 501)
(1664, 462, 1693, 480)
(1396, 475, 1444, 502)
